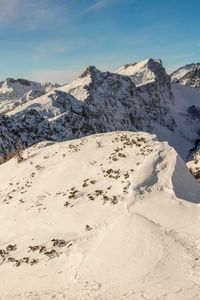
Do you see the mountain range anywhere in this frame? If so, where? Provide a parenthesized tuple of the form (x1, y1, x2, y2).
(1, 59, 200, 299)
(0, 58, 200, 162)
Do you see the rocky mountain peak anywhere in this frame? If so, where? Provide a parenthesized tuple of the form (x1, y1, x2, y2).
(179, 65, 200, 87)
(123, 62, 137, 69)
(171, 63, 200, 87)
(79, 65, 100, 79)
(116, 58, 169, 87)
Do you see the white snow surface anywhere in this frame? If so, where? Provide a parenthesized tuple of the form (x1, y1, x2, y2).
(1, 131, 200, 299)
(116, 58, 162, 86)
(0, 78, 59, 113)
(170, 64, 195, 82)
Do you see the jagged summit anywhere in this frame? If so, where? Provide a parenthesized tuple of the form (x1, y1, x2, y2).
(175, 65, 200, 88)
(182, 65, 200, 87)
(116, 58, 167, 86)
(79, 65, 99, 79)
(60, 65, 137, 102)
(171, 62, 200, 87)
(122, 62, 137, 69)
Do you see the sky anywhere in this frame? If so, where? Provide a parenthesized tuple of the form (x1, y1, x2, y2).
(0, 0, 199, 84)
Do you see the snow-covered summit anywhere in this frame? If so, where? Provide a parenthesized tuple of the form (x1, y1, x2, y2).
(171, 63, 200, 87)
(0, 77, 59, 113)
(60, 65, 137, 102)
(116, 58, 167, 86)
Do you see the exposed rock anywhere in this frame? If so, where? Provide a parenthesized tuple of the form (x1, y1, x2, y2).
(171, 63, 200, 87)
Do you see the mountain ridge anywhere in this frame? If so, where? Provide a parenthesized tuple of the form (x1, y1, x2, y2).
(0, 58, 200, 162)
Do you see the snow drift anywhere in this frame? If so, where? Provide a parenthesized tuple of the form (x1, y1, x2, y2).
(0, 131, 200, 299)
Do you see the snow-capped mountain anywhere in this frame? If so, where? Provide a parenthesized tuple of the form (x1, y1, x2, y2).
(116, 58, 164, 86)
(171, 63, 200, 87)
(1, 59, 200, 299)
(1, 131, 200, 299)
(0, 58, 200, 163)
(0, 77, 59, 114)
(0, 61, 176, 160)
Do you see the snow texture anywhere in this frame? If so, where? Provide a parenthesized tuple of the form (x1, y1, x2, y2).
(1, 131, 200, 299)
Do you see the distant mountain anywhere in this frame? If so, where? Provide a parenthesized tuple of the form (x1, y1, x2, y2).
(171, 63, 200, 87)
(0, 77, 60, 113)
(116, 58, 164, 86)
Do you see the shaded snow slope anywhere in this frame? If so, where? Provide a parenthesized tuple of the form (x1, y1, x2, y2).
(0, 77, 59, 114)
(0, 131, 200, 299)
(153, 83, 200, 161)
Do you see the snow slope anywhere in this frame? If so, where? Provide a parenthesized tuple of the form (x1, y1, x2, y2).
(116, 58, 164, 86)
(154, 83, 200, 160)
(0, 78, 59, 114)
(0, 131, 200, 299)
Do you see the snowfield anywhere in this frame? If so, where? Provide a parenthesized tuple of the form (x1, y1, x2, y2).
(1, 131, 200, 299)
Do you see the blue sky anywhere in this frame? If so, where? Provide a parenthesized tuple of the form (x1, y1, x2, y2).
(0, 0, 199, 84)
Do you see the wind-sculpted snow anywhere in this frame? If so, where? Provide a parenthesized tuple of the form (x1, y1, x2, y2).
(1, 131, 200, 299)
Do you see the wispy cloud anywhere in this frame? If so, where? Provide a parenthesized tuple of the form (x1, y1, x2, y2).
(85, 0, 108, 12)
(197, 42, 200, 46)
(0, 0, 22, 22)
(32, 38, 86, 61)
(82, 0, 137, 15)
(0, 0, 66, 29)
(82, 0, 108, 14)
